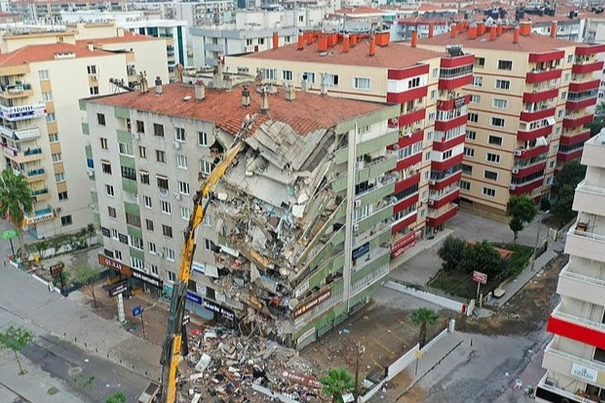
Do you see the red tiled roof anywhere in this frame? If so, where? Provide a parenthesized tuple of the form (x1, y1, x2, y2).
(418, 28, 576, 52)
(75, 31, 158, 45)
(90, 83, 390, 136)
(334, 7, 384, 14)
(242, 40, 441, 69)
(0, 42, 112, 66)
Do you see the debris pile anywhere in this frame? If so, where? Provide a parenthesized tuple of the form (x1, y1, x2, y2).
(178, 326, 324, 402)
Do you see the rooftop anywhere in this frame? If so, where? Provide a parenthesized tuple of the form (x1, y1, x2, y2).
(242, 39, 441, 69)
(0, 42, 111, 66)
(75, 31, 158, 45)
(90, 82, 390, 136)
(418, 27, 576, 52)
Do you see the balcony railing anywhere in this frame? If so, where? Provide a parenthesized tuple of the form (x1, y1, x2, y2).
(546, 341, 605, 374)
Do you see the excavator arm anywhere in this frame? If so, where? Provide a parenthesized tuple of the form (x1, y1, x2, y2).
(158, 115, 256, 403)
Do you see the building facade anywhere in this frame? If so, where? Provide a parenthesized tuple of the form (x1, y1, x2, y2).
(84, 80, 401, 348)
(8, 0, 127, 23)
(536, 132, 605, 403)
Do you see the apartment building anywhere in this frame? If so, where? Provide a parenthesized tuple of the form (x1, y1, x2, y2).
(0, 25, 167, 240)
(418, 22, 605, 219)
(535, 132, 605, 403)
(227, 30, 473, 256)
(84, 79, 401, 348)
(8, 0, 127, 23)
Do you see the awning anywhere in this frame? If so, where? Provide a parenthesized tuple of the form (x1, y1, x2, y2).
(546, 117, 556, 126)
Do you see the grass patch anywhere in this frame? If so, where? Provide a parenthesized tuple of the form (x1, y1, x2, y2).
(492, 243, 533, 277)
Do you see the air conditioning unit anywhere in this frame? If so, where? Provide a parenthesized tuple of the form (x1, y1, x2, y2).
(157, 251, 164, 258)
(173, 141, 181, 149)
(173, 192, 182, 201)
(354, 199, 362, 207)
(509, 184, 517, 190)
(353, 224, 359, 232)
(86, 169, 94, 177)
(512, 168, 519, 174)
(144, 268, 150, 274)
(132, 132, 140, 141)
(429, 180, 436, 185)
(428, 200, 435, 206)
(513, 149, 523, 156)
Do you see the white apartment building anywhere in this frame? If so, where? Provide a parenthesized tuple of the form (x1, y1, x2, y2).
(536, 131, 605, 402)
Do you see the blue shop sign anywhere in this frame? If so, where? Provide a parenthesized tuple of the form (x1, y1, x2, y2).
(352, 242, 370, 260)
(186, 291, 202, 304)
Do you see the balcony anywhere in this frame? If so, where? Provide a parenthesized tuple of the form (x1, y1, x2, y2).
(575, 43, 605, 56)
(514, 144, 549, 160)
(528, 50, 565, 63)
(436, 95, 470, 111)
(572, 60, 604, 75)
(398, 108, 426, 127)
(560, 130, 590, 147)
(525, 69, 562, 84)
(386, 85, 428, 104)
(431, 153, 463, 172)
(509, 176, 543, 195)
(23, 208, 54, 226)
(387, 128, 423, 150)
(432, 132, 465, 152)
(566, 96, 598, 111)
(581, 135, 605, 169)
(517, 124, 553, 142)
(520, 107, 556, 123)
(31, 188, 50, 202)
(542, 339, 605, 388)
(523, 88, 559, 104)
(0, 102, 47, 121)
(22, 167, 46, 182)
(557, 149, 583, 163)
(2, 145, 42, 163)
(391, 231, 416, 257)
(513, 160, 547, 177)
(440, 54, 474, 69)
(426, 204, 457, 228)
(565, 223, 605, 262)
(562, 114, 593, 129)
(439, 74, 473, 90)
(394, 191, 419, 214)
(394, 173, 420, 194)
(569, 79, 600, 93)
(0, 125, 40, 141)
(536, 373, 594, 403)
(556, 264, 605, 307)
(428, 188, 459, 210)
(430, 170, 462, 191)
(395, 151, 422, 172)
(434, 115, 467, 132)
(391, 209, 417, 233)
(0, 83, 33, 99)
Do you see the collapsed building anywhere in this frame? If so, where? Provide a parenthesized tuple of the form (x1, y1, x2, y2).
(85, 77, 399, 348)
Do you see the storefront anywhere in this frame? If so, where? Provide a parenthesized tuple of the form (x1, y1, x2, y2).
(202, 299, 237, 327)
(97, 254, 163, 296)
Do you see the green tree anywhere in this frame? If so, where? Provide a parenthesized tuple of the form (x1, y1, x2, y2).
(437, 236, 467, 272)
(0, 169, 33, 262)
(0, 325, 34, 375)
(320, 368, 355, 403)
(105, 391, 127, 403)
(410, 308, 439, 348)
(460, 241, 506, 275)
(506, 196, 538, 243)
(552, 160, 587, 225)
(72, 264, 101, 308)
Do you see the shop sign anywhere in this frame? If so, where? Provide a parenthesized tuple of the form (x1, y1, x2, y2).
(98, 254, 127, 273)
(571, 363, 598, 382)
(98, 254, 162, 288)
(108, 281, 130, 297)
(352, 242, 370, 260)
(191, 261, 205, 274)
(296, 327, 315, 345)
(49, 262, 64, 276)
(186, 291, 202, 304)
(391, 232, 416, 257)
(118, 233, 128, 244)
(101, 227, 110, 237)
(24, 211, 54, 225)
(293, 290, 331, 318)
(281, 370, 322, 389)
(130, 266, 163, 288)
(295, 281, 309, 298)
(0, 103, 47, 121)
(454, 96, 466, 108)
(202, 299, 235, 321)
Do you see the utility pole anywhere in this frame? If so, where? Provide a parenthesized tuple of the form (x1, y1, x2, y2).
(354, 342, 365, 401)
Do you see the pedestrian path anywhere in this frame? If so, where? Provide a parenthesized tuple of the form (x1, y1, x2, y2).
(406, 331, 464, 389)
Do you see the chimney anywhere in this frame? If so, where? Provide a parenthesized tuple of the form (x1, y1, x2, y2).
(513, 25, 520, 43)
(411, 30, 418, 48)
(285, 84, 296, 101)
(489, 25, 497, 41)
(154, 77, 163, 95)
(320, 75, 328, 96)
(260, 87, 269, 113)
(468, 23, 477, 40)
(496, 24, 503, 37)
(343, 33, 350, 52)
(351, 34, 358, 47)
(550, 21, 557, 38)
(318, 35, 328, 52)
(477, 21, 486, 36)
(140, 75, 148, 94)
(272, 31, 279, 49)
(195, 81, 205, 101)
(87, 42, 94, 52)
(369, 36, 376, 56)
(520, 21, 532, 36)
(428, 23, 434, 38)
(450, 24, 456, 38)
(297, 34, 304, 50)
(241, 85, 250, 107)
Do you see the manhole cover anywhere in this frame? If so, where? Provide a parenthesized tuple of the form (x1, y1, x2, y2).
(68, 367, 83, 376)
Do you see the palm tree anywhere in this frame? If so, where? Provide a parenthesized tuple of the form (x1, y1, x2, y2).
(0, 169, 33, 262)
(320, 368, 355, 403)
(410, 308, 440, 348)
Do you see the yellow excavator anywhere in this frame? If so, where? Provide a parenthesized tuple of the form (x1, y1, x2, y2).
(140, 114, 257, 403)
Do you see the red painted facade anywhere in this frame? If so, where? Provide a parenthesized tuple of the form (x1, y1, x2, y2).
(387, 64, 430, 80)
(557, 149, 584, 163)
(426, 205, 457, 227)
(514, 145, 549, 160)
(517, 125, 553, 142)
(390, 231, 416, 257)
(432, 133, 465, 152)
(566, 96, 598, 111)
(563, 114, 594, 129)
(547, 315, 605, 350)
(431, 153, 463, 172)
(438, 75, 473, 90)
(525, 69, 562, 84)
(513, 161, 547, 177)
(559, 130, 591, 146)
(509, 178, 543, 195)
(522, 88, 559, 104)
(440, 54, 474, 68)
(431, 171, 462, 191)
(575, 44, 605, 56)
(398, 108, 426, 127)
(569, 79, 600, 93)
(528, 50, 565, 63)
(386, 85, 428, 104)
(391, 212, 417, 233)
(394, 173, 420, 193)
(393, 193, 419, 214)
(434, 115, 467, 132)
(428, 189, 459, 209)
(572, 60, 604, 75)
(519, 107, 556, 123)
(395, 152, 422, 172)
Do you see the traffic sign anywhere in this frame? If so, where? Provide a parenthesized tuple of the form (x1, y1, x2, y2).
(182, 315, 190, 326)
(132, 306, 143, 317)
(473, 270, 488, 284)
(108, 281, 130, 297)
(2, 229, 17, 240)
(49, 263, 64, 276)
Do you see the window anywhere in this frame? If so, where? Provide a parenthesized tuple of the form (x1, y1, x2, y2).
(302, 72, 315, 83)
(323, 73, 339, 86)
(115, 250, 122, 260)
(140, 171, 149, 185)
(461, 164, 473, 174)
(484, 170, 498, 180)
(153, 123, 164, 137)
(181, 206, 191, 220)
(460, 180, 470, 190)
(549, 161, 556, 169)
(101, 160, 112, 174)
(89, 86, 99, 95)
(106, 184, 115, 196)
(150, 265, 159, 276)
(156, 150, 166, 163)
(353, 77, 371, 90)
(119, 143, 133, 156)
(46, 113, 56, 123)
(42, 92, 53, 101)
(463, 147, 475, 157)
(54, 172, 65, 182)
(97, 113, 106, 126)
(492, 99, 508, 109)
(567, 54, 574, 63)
(428, 112, 436, 121)
(157, 176, 169, 191)
(491, 117, 505, 127)
(49, 133, 58, 143)
(87, 65, 97, 75)
(468, 113, 479, 123)
(136, 120, 145, 133)
(178, 181, 190, 195)
(175, 127, 185, 142)
(430, 89, 437, 100)
(100, 138, 108, 150)
(168, 271, 176, 281)
(466, 130, 476, 140)
(201, 160, 213, 175)
(471, 95, 481, 104)
(498, 60, 513, 70)
(482, 187, 496, 197)
(282, 70, 293, 81)
(111, 229, 119, 239)
(486, 153, 501, 163)
(408, 77, 421, 89)
(442, 149, 453, 159)
(148, 242, 157, 254)
(144, 195, 152, 208)
(488, 135, 503, 146)
(130, 236, 144, 251)
(108, 206, 116, 218)
(61, 215, 73, 226)
(198, 131, 208, 146)
(432, 68, 439, 78)
(139, 146, 146, 158)
(58, 191, 68, 201)
(472, 76, 483, 86)
(121, 166, 136, 180)
(161, 200, 172, 214)
(162, 224, 173, 238)
(475, 57, 485, 68)
(561, 91, 567, 100)
(176, 154, 187, 169)
(38, 70, 49, 80)
(425, 151, 431, 161)
(146, 219, 154, 231)
(495, 80, 510, 90)
(126, 213, 141, 228)
(204, 239, 214, 250)
(52, 153, 62, 162)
